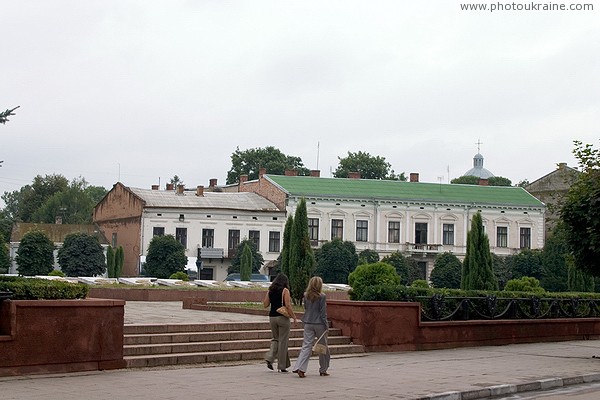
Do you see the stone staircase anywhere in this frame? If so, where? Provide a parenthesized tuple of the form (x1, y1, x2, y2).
(124, 322, 365, 368)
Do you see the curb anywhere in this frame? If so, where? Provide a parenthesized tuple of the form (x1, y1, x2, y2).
(415, 373, 600, 400)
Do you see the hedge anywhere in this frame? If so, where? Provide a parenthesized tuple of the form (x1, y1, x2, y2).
(0, 276, 89, 300)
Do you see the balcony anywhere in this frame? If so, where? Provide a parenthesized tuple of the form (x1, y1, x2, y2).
(199, 247, 224, 259)
(406, 243, 442, 255)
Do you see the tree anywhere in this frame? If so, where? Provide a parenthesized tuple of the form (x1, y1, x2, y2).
(567, 255, 595, 292)
(280, 215, 294, 277)
(348, 262, 400, 300)
(144, 235, 187, 278)
(0, 233, 10, 273)
(492, 254, 512, 290)
(15, 230, 55, 276)
(461, 212, 498, 290)
(334, 151, 405, 180)
(170, 175, 184, 186)
(508, 249, 544, 281)
(451, 175, 512, 186)
(429, 252, 462, 289)
(115, 246, 124, 278)
(288, 198, 315, 304)
(226, 146, 310, 184)
(314, 238, 358, 284)
(228, 239, 264, 273)
(561, 140, 600, 276)
(381, 251, 421, 285)
(540, 223, 569, 292)
(240, 243, 252, 281)
(106, 246, 116, 278)
(358, 249, 379, 265)
(0, 106, 19, 124)
(58, 233, 106, 277)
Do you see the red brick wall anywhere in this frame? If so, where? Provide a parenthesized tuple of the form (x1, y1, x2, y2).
(239, 176, 288, 210)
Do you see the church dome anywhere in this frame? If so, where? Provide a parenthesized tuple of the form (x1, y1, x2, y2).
(463, 153, 494, 179)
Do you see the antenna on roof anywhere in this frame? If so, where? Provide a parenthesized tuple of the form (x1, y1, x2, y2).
(316, 141, 320, 170)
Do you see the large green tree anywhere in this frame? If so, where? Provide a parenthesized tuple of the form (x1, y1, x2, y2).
(358, 249, 379, 265)
(381, 251, 421, 285)
(226, 146, 310, 184)
(561, 140, 600, 276)
(144, 235, 187, 278)
(228, 239, 264, 273)
(288, 198, 315, 304)
(58, 233, 106, 277)
(461, 212, 498, 290)
(430, 252, 462, 289)
(539, 223, 570, 292)
(334, 151, 405, 180)
(508, 249, 544, 281)
(314, 238, 358, 284)
(15, 230, 55, 276)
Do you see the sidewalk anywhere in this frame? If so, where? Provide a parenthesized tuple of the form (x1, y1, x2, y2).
(2, 301, 600, 400)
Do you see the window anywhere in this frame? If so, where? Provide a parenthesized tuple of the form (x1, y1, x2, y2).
(442, 224, 454, 245)
(497, 227, 508, 248)
(249, 230, 260, 250)
(202, 229, 214, 248)
(415, 223, 428, 244)
(175, 228, 187, 248)
(520, 227, 531, 249)
(356, 220, 368, 242)
(153, 227, 165, 237)
(228, 229, 240, 252)
(417, 261, 427, 280)
(308, 218, 319, 241)
(388, 221, 400, 243)
(269, 231, 281, 252)
(331, 219, 344, 240)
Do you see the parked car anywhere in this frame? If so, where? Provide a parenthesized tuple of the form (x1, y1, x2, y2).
(224, 273, 270, 282)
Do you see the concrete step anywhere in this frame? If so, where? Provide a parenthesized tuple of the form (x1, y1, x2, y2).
(124, 335, 355, 356)
(125, 344, 366, 368)
(123, 328, 343, 345)
(124, 322, 365, 368)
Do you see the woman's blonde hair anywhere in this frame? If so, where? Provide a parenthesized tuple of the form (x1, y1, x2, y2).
(305, 276, 323, 302)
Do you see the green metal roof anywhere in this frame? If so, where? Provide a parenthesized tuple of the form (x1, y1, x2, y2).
(266, 175, 544, 208)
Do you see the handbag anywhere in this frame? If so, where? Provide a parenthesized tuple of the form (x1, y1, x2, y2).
(312, 330, 328, 355)
(276, 289, 291, 318)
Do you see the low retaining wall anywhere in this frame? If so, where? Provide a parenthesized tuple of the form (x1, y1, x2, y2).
(0, 299, 126, 376)
(327, 300, 600, 352)
(89, 287, 349, 302)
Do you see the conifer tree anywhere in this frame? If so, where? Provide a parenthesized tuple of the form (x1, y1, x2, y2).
(240, 243, 252, 281)
(106, 246, 115, 278)
(288, 198, 315, 304)
(280, 215, 293, 277)
(461, 212, 498, 290)
(115, 246, 124, 278)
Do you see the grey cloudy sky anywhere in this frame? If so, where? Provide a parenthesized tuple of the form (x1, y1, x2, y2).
(1, 1, 598, 201)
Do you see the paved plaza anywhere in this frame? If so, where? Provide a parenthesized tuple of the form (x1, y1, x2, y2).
(3, 301, 600, 400)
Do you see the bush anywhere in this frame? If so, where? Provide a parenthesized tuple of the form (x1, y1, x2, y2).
(144, 235, 187, 278)
(348, 262, 400, 300)
(0, 276, 88, 300)
(58, 233, 106, 277)
(504, 276, 545, 293)
(48, 269, 66, 277)
(15, 230, 55, 276)
(169, 271, 189, 281)
(411, 279, 430, 289)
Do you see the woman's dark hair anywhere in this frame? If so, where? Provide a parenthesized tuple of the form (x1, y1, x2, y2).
(269, 273, 289, 292)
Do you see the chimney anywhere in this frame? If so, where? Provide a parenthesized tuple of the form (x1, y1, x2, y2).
(176, 184, 185, 194)
(284, 169, 298, 176)
(479, 178, 489, 186)
(239, 175, 248, 184)
(310, 170, 320, 177)
(409, 173, 419, 182)
(348, 171, 361, 179)
(209, 178, 217, 188)
(259, 168, 267, 178)
(196, 185, 204, 197)
(151, 184, 159, 190)
(166, 183, 174, 191)
(557, 162, 567, 170)
(55, 215, 63, 225)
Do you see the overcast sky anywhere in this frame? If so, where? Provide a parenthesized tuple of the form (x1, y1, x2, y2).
(1, 1, 598, 202)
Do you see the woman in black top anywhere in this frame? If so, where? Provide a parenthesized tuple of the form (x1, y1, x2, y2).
(263, 273, 297, 372)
